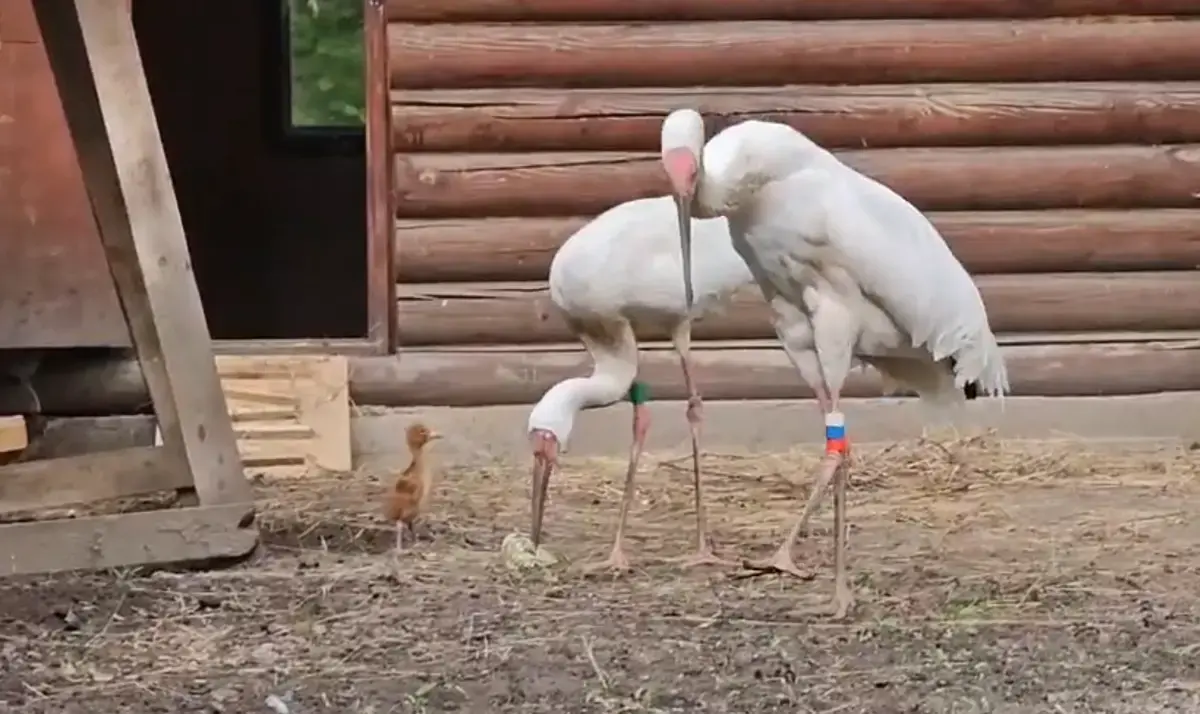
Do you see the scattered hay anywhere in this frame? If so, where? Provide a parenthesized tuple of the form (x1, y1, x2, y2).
(1, 434, 1197, 710)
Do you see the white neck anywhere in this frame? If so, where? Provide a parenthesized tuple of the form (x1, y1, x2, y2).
(527, 372, 631, 449)
(697, 121, 836, 217)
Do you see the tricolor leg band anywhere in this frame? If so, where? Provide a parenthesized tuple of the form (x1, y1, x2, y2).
(825, 411, 848, 455)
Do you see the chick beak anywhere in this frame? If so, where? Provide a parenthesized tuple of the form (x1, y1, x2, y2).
(662, 147, 698, 310)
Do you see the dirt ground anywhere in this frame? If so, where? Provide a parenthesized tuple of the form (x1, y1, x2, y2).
(1, 435, 1199, 713)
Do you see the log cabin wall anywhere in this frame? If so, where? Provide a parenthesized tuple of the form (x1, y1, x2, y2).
(384, 1, 1200, 407)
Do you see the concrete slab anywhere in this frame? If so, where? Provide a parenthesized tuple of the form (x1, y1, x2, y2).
(351, 392, 1200, 468)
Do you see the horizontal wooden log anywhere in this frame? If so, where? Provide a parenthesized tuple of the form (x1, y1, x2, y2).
(396, 210, 1200, 283)
(13, 340, 1200, 414)
(395, 274, 1200, 346)
(393, 82, 1200, 152)
(387, 0, 1200, 22)
(389, 19, 1200, 90)
(394, 146, 1200, 218)
(350, 341, 1200, 406)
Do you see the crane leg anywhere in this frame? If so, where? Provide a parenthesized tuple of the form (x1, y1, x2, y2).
(740, 390, 856, 618)
(832, 454, 855, 619)
(587, 401, 650, 573)
(672, 326, 729, 568)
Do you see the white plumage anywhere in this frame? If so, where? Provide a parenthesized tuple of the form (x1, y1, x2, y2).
(660, 109, 1010, 617)
(526, 195, 813, 571)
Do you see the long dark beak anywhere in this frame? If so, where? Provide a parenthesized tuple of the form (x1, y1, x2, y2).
(530, 454, 552, 547)
(674, 196, 695, 310)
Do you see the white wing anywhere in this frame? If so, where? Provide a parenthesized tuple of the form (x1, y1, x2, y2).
(775, 166, 1008, 394)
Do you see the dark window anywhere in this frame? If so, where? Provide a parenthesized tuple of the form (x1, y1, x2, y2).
(281, 0, 365, 135)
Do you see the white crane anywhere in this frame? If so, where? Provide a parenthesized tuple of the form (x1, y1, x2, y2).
(527, 195, 820, 572)
(659, 109, 1010, 619)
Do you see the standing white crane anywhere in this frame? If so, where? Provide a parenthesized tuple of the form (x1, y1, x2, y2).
(659, 109, 1010, 619)
(527, 195, 820, 572)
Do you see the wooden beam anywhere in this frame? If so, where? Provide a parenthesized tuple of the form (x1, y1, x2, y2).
(349, 341, 1200, 406)
(386, 0, 1200, 22)
(394, 146, 1200, 218)
(392, 82, 1200, 153)
(0, 445, 188, 516)
(388, 18, 1200, 90)
(0, 417, 27, 454)
(16, 415, 156, 460)
(0, 0, 39, 42)
(9, 337, 1200, 414)
(396, 209, 1200, 283)
(0, 503, 257, 577)
(364, 0, 396, 353)
(33, 0, 251, 506)
(395, 274, 1200, 346)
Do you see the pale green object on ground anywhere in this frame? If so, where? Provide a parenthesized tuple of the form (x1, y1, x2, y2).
(501, 533, 559, 571)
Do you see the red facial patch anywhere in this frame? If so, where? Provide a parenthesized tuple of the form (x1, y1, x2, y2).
(662, 147, 698, 197)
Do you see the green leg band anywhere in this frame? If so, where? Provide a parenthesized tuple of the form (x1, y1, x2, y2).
(627, 381, 649, 405)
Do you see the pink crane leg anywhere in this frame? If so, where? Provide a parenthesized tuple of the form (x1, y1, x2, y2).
(588, 401, 650, 573)
(673, 329, 728, 568)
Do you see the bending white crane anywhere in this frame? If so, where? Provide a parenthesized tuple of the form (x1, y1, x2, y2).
(659, 110, 1009, 618)
(527, 195, 817, 572)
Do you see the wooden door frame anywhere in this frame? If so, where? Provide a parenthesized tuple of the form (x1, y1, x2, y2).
(221, 0, 393, 357)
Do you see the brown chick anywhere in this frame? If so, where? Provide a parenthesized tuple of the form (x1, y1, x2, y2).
(383, 422, 442, 551)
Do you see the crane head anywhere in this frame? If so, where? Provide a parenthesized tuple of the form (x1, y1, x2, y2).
(529, 427, 560, 547)
(661, 109, 706, 311)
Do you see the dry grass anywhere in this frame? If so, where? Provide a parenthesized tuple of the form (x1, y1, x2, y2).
(2, 434, 1199, 712)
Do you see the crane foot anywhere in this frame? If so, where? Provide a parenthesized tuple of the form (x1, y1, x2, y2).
(731, 552, 816, 581)
(582, 546, 633, 575)
(832, 591, 856, 621)
(672, 546, 731, 569)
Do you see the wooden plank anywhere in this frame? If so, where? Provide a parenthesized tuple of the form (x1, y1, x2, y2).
(395, 274, 1200, 346)
(387, 0, 1200, 22)
(394, 146, 1200, 218)
(233, 423, 316, 440)
(33, 0, 251, 506)
(0, 39, 128, 348)
(0, 445, 185, 516)
(395, 209, 1200, 283)
(349, 341, 1200, 406)
(237, 439, 308, 468)
(0, 0, 41, 43)
(365, 0, 396, 353)
(0, 417, 26, 453)
(299, 355, 352, 473)
(392, 82, 1200, 152)
(215, 355, 352, 475)
(221, 386, 299, 407)
(15, 415, 155, 461)
(388, 18, 1200, 90)
(0, 503, 258, 577)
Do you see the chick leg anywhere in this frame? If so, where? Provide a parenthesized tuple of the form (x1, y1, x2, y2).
(671, 324, 728, 568)
(587, 401, 650, 573)
(394, 521, 407, 552)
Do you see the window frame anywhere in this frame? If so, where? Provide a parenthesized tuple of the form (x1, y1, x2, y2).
(264, 0, 366, 157)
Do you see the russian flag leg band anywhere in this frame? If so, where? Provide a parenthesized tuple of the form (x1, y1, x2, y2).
(825, 411, 848, 455)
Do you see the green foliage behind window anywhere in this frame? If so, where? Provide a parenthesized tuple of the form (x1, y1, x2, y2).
(287, 0, 365, 128)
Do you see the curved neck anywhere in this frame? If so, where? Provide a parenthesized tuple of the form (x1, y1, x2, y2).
(696, 122, 836, 217)
(540, 373, 628, 416)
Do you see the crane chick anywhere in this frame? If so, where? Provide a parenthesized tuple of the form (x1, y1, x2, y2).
(382, 422, 442, 552)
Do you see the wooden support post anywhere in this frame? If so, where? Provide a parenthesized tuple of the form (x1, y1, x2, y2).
(31, 0, 252, 507)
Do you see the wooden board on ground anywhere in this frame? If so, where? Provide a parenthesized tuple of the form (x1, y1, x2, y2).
(207, 356, 352, 477)
(0, 417, 28, 454)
